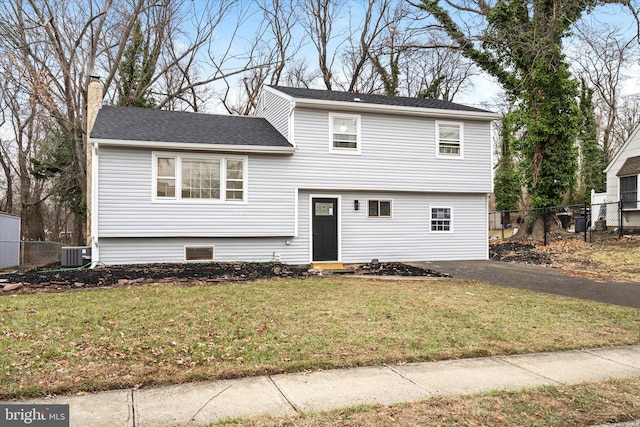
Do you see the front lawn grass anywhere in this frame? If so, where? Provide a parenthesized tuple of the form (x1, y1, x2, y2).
(214, 378, 640, 426)
(1, 277, 638, 399)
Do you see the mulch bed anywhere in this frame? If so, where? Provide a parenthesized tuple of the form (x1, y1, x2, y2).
(0, 262, 446, 295)
(489, 241, 554, 265)
(354, 263, 450, 277)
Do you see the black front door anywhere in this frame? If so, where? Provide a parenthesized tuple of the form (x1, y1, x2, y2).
(312, 198, 338, 261)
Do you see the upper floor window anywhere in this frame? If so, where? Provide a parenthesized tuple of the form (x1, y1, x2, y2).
(153, 153, 246, 202)
(436, 121, 463, 157)
(620, 175, 637, 210)
(330, 113, 360, 153)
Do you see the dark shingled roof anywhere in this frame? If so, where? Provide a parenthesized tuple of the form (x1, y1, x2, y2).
(91, 106, 292, 148)
(617, 155, 640, 177)
(270, 85, 492, 113)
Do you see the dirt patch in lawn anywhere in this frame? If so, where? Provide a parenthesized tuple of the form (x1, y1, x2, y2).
(490, 238, 640, 281)
(0, 262, 449, 295)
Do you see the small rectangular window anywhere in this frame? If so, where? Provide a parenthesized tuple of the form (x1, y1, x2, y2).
(368, 200, 392, 218)
(185, 246, 214, 261)
(620, 176, 637, 209)
(437, 122, 462, 157)
(431, 207, 451, 231)
(330, 114, 360, 152)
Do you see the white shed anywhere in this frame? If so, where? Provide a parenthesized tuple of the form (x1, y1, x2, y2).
(0, 212, 20, 269)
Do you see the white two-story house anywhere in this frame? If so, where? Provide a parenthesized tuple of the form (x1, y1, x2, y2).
(88, 84, 499, 265)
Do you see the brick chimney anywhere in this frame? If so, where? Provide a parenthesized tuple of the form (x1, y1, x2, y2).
(87, 75, 103, 136)
(86, 76, 103, 245)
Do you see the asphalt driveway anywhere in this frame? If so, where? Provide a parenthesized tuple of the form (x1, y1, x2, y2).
(412, 260, 640, 309)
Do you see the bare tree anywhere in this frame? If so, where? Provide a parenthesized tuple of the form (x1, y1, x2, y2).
(300, 0, 347, 90)
(338, 0, 397, 93)
(612, 93, 640, 154)
(0, 93, 14, 214)
(0, 0, 269, 242)
(221, 0, 304, 115)
(571, 22, 640, 163)
(400, 33, 478, 101)
(0, 57, 50, 239)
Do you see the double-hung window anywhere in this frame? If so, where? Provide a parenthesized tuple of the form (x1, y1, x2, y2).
(330, 113, 360, 153)
(620, 175, 638, 209)
(156, 157, 176, 198)
(154, 153, 246, 202)
(430, 207, 452, 232)
(436, 122, 463, 157)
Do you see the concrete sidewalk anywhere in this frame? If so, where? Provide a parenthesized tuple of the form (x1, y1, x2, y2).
(4, 346, 640, 426)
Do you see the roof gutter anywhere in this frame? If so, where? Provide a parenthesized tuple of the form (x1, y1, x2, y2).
(89, 138, 297, 154)
(293, 98, 501, 121)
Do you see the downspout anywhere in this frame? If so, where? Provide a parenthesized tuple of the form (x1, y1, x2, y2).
(288, 100, 296, 146)
(289, 99, 299, 238)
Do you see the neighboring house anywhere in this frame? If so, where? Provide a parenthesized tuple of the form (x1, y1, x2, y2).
(88, 84, 499, 265)
(602, 124, 640, 228)
(0, 212, 20, 269)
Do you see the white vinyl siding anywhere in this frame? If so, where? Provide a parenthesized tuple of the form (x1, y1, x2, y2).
(98, 147, 295, 237)
(98, 192, 488, 265)
(339, 192, 485, 262)
(257, 89, 290, 140)
(436, 121, 463, 157)
(292, 109, 490, 192)
(97, 100, 493, 263)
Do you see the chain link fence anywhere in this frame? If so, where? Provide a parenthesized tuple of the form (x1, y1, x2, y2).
(489, 201, 640, 244)
(0, 241, 63, 272)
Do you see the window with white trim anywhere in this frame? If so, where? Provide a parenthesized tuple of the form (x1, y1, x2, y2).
(430, 207, 452, 231)
(330, 113, 360, 152)
(153, 153, 246, 202)
(367, 199, 392, 218)
(620, 175, 637, 209)
(436, 122, 463, 157)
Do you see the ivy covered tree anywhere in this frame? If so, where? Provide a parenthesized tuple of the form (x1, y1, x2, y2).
(415, 0, 632, 209)
(577, 79, 606, 203)
(117, 19, 157, 108)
